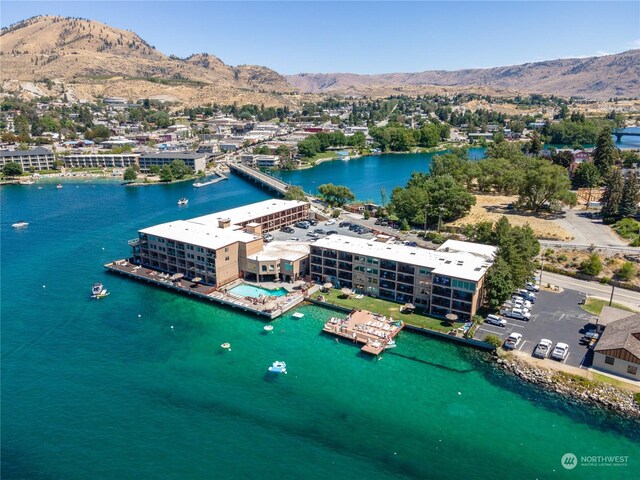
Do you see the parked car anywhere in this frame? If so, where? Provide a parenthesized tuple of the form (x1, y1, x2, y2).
(349, 224, 360, 231)
(314, 228, 326, 234)
(306, 232, 319, 239)
(280, 226, 295, 234)
(325, 219, 336, 225)
(308, 219, 318, 226)
(296, 221, 310, 229)
(289, 237, 299, 242)
(515, 289, 536, 303)
(485, 314, 507, 327)
(504, 308, 531, 321)
(375, 218, 382, 225)
(504, 332, 523, 350)
(339, 221, 351, 228)
(510, 297, 533, 309)
(327, 230, 338, 235)
(404, 241, 418, 247)
(380, 220, 389, 226)
(358, 227, 371, 235)
(533, 339, 553, 358)
(525, 282, 540, 292)
(551, 342, 569, 361)
(263, 233, 274, 243)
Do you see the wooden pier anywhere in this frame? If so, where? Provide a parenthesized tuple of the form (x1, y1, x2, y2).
(105, 260, 304, 319)
(322, 310, 404, 355)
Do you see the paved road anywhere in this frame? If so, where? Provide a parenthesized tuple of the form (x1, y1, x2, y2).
(553, 208, 627, 246)
(539, 271, 640, 309)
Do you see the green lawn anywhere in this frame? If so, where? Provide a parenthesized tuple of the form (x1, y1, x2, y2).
(316, 289, 451, 332)
(581, 298, 639, 316)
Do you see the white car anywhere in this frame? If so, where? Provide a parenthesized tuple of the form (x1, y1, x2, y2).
(526, 282, 540, 292)
(504, 332, 523, 350)
(516, 289, 536, 302)
(551, 343, 569, 361)
(325, 219, 336, 225)
(485, 314, 507, 327)
(505, 308, 531, 321)
(510, 297, 533, 309)
(533, 339, 553, 358)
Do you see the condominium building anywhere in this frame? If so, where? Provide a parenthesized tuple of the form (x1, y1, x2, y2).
(239, 154, 281, 169)
(0, 146, 55, 171)
(63, 153, 140, 169)
(138, 152, 207, 173)
(129, 200, 310, 287)
(309, 237, 496, 320)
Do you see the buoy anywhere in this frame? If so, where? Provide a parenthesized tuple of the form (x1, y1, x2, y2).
(42, 285, 46, 288)
(138, 314, 141, 318)
(458, 392, 461, 395)
(170, 325, 174, 330)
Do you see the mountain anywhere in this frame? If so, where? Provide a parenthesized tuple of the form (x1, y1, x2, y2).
(287, 50, 640, 100)
(0, 15, 302, 106)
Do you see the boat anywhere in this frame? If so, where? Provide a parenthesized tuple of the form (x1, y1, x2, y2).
(91, 283, 109, 299)
(268, 361, 287, 374)
(19, 179, 34, 185)
(12, 221, 29, 228)
(292, 312, 304, 319)
(341, 155, 350, 161)
(221, 342, 231, 350)
(263, 325, 274, 332)
(177, 197, 189, 206)
(56, 184, 63, 189)
(384, 339, 397, 350)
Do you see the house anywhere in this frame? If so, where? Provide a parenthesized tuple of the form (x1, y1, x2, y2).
(592, 311, 640, 381)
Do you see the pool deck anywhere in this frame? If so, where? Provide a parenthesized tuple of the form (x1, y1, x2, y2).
(105, 260, 305, 319)
(322, 309, 404, 355)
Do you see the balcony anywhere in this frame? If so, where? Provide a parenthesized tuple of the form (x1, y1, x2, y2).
(432, 286, 451, 298)
(432, 296, 451, 308)
(323, 267, 337, 277)
(380, 260, 397, 271)
(433, 275, 451, 287)
(310, 256, 323, 265)
(128, 238, 141, 247)
(338, 271, 353, 281)
(379, 289, 395, 300)
(380, 280, 395, 290)
(452, 290, 474, 302)
(397, 273, 414, 285)
(311, 265, 322, 274)
(398, 264, 415, 275)
(338, 261, 352, 271)
(323, 250, 337, 259)
(338, 252, 353, 262)
(452, 300, 472, 313)
(380, 271, 396, 281)
(323, 259, 337, 268)
(397, 284, 414, 294)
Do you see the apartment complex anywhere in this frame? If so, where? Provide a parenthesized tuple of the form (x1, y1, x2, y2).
(130, 200, 310, 287)
(310, 237, 496, 320)
(240, 154, 281, 169)
(138, 152, 207, 173)
(63, 153, 140, 169)
(0, 146, 55, 171)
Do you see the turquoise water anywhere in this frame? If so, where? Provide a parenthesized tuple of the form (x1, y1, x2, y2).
(229, 284, 288, 298)
(2, 161, 640, 479)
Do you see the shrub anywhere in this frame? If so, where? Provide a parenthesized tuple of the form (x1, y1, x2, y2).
(634, 392, 640, 406)
(332, 209, 341, 218)
(484, 334, 502, 348)
(544, 248, 554, 257)
(617, 261, 637, 281)
(599, 276, 610, 284)
(580, 253, 603, 276)
(557, 254, 568, 262)
(426, 232, 446, 244)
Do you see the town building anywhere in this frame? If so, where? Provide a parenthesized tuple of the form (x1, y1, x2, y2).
(309, 237, 496, 320)
(0, 146, 55, 171)
(138, 152, 207, 173)
(129, 200, 310, 287)
(592, 311, 640, 381)
(240, 154, 281, 169)
(63, 153, 140, 169)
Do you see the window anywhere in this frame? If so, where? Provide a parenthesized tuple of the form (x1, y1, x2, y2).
(261, 265, 267, 272)
(627, 365, 637, 375)
(225, 247, 229, 252)
(225, 256, 230, 261)
(605, 356, 615, 365)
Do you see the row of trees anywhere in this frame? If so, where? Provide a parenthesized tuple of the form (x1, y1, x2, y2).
(297, 131, 366, 159)
(601, 171, 639, 222)
(369, 123, 450, 152)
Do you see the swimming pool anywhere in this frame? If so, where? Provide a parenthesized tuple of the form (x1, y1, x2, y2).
(228, 284, 289, 298)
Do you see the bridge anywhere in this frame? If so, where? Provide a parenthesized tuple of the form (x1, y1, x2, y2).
(613, 129, 640, 142)
(229, 162, 292, 196)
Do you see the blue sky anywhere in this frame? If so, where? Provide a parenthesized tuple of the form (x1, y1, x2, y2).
(2, 1, 638, 74)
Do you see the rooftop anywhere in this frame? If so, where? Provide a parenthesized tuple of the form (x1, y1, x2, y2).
(597, 305, 636, 327)
(139, 151, 207, 160)
(190, 199, 308, 228)
(0, 146, 53, 157)
(594, 314, 640, 362)
(248, 241, 310, 262)
(437, 239, 497, 262)
(312, 235, 494, 281)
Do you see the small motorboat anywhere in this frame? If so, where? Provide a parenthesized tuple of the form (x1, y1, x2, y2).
(268, 361, 287, 374)
(12, 221, 29, 228)
(56, 183, 63, 189)
(91, 283, 109, 299)
(177, 198, 188, 206)
(263, 325, 274, 332)
(221, 342, 231, 350)
(385, 339, 397, 350)
(292, 312, 304, 319)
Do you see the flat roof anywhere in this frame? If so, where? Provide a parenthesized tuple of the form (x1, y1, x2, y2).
(140, 220, 258, 250)
(249, 241, 310, 262)
(190, 199, 309, 228)
(437, 239, 497, 261)
(312, 235, 493, 282)
(139, 152, 206, 160)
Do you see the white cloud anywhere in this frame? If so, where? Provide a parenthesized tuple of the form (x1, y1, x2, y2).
(628, 39, 640, 49)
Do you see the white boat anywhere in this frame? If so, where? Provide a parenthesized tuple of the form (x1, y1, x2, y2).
(91, 283, 109, 299)
(268, 361, 287, 374)
(263, 325, 274, 332)
(12, 221, 29, 228)
(292, 312, 304, 319)
(385, 339, 397, 350)
(56, 183, 63, 189)
(341, 155, 350, 161)
(177, 198, 189, 206)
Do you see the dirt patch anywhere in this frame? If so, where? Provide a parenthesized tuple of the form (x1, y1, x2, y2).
(448, 194, 573, 241)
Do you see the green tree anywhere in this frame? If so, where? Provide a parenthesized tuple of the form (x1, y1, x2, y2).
(123, 167, 137, 182)
(517, 159, 576, 211)
(593, 127, 619, 176)
(600, 170, 625, 221)
(275, 144, 291, 159)
(317, 183, 355, 207)
(148, 165, 161, 175)
(527, 131, 542, 155)
(169, 159, 190, 180)
(85, 125, 111, 141)
(580, 253, 603, 276)
(619, 173, 639, 218)
(284, 185, 306, 201)
(617, 261, 636, 281)
(485, 257, 516, 309)
(253, 145, 271, 155)
(572, 162, 601, 189)
(159, 165, 173, 182)
(2, 162, 23, 177)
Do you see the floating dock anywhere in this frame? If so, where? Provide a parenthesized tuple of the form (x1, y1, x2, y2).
(322, 310, 404, 355)
(193, 172, 228, 188)
(105, 260, 304, 319)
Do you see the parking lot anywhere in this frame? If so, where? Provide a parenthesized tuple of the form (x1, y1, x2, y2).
(268, 219, 376, 243)
(475, 289, 598, 368)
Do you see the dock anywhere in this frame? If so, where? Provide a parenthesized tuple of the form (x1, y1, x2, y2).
(193, 172, 228, 188)
(105, 260, 304, 319)
(322, 310, 404, 355)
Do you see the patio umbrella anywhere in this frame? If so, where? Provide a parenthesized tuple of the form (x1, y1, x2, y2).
(323, 282, 333, 290)
(445, 313, 459, 325)
(404, 303, 415, 310)
(341, 287, 353, 296)
(171, 273, 184, 281)
(192, 277, 202, 283)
